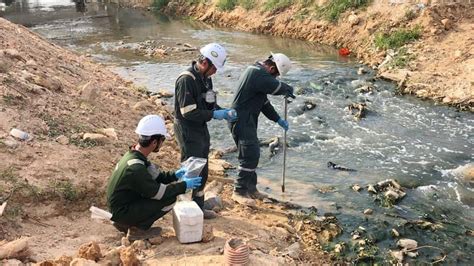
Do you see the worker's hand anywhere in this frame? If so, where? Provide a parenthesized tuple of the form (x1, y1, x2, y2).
(213, 109, 238, 122)
(175, 167, 187, 179)
(224, 108, 238, 122)
(277, 118, 289, 131)
(183, 176, 202, 190)
(213, 109, 227, 120)
(286, 86, 296, 99)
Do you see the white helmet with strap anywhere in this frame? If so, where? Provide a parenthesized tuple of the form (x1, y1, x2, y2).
(271, 52, 291, 77)
(135, 115, 169, 138)
(200, 43, 227, 70)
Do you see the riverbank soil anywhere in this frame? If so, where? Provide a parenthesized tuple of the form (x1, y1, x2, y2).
(160, 0, 473, 111)
(0, 18, 334, 264)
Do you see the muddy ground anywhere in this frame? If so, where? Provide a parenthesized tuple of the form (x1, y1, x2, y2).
(0, 17, 340, 265)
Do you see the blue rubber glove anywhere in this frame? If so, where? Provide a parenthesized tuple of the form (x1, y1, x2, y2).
(213, 110, 227, 120)
(175, 167, 186, 179)
(213, 109, 238, 122)
(182, 176, 202, 190)
(277, 118, 289, 131)
(225, 108, 238, 122)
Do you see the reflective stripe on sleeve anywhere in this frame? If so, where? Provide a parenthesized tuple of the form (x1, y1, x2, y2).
(161, 202, 176, 212)
(127, 159, 144, 166)
(180, 104, 197, 115)
(271, 81, 282, 95)
(152, 184, 167, 200)
(238, 166, 256, 172)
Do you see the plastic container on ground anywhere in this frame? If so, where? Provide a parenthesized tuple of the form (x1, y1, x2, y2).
(172, 201, 203, 243)
(89, 206, 112, 220)
(9, 128, 32, 141)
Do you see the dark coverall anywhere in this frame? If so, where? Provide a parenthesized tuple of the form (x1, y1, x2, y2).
(107, 149, 186, 230)
(229, 63, 293, 195)
(174, 61, 220, 208)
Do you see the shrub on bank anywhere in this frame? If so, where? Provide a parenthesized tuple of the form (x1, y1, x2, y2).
(218, 0, 237, 11)
(317, 0, 371, 21)
(152, 0, 169, 9)
(375, 26, 422, 50)
(239, 0, 255, 10)
(264, 0, 293, 12)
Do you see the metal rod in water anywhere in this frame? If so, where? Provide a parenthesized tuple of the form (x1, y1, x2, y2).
(282, 97, 288, 192)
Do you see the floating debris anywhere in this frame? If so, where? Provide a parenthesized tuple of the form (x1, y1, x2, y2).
(367, 179, 406, 207)
(327, 161, 357, 172)
(390, 228, 400, 238)
(352, 184, 362, 192)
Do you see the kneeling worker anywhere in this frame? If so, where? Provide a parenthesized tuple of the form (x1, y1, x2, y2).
(107, 114, 202, 241)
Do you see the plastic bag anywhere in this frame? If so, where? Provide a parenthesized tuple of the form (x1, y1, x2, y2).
(181, 157, 207, 178)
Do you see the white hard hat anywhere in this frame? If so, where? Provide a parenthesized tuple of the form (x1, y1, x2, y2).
(271, 52, 292, 76)
(135, 115, 169, 138)
(200, 43, 227, 70)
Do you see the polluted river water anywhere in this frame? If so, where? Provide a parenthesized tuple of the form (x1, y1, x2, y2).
(2, 0, 473, 263)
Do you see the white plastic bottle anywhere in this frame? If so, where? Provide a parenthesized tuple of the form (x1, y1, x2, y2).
(10, 128, 31, 141)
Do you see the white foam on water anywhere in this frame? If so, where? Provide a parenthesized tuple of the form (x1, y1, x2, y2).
(447, 182, 462, 203)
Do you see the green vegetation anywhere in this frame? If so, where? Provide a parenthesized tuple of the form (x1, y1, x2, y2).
(239, 0, 255, 10)
(317, 0, 370, 21)
(49, 180, 78, 201)
(389, 48, 415, 68)
(185, 0, 205, 3)
(374, 26, 421, 50)
(70, 138, 101, 148)
(264, 0, 293, 12)
(217, 0, 237, 11)
(152, 0, 169, 9)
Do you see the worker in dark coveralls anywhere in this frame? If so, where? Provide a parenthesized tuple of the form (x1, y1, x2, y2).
(229, 53, 294, 206)
(107, 115, 202, 241)
(174, 43, 237, 219)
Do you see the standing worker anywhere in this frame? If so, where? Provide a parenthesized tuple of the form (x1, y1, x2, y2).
(229, 53, 295, 206)
(107, 115, 202, 241)
(174, 43, 237, 219)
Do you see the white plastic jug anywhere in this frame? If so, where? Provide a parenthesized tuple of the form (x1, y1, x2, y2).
(172, 201, 203, 243)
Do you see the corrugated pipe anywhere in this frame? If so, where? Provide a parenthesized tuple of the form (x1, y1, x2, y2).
(224, 238, 250, 265)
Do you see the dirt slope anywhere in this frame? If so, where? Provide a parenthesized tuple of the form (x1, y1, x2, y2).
(159, 0, 473, 111)
(0, 17, 335, 264)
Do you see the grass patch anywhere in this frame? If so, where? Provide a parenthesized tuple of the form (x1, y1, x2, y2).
(2, 94, 25, 106)
(238, 0, 255, 10)
(264, 0, 293, 12)
(374, 26, 421, 50)
(389, 48, 415, 68)
(0, 167, 42, 218)
(70, 138, 102, 148)
(317, 0, 370, 22)
(49, 180, 78, 201)
(152, 0, 169, 9)
(217, 0, 237, 11)
(40, 113, 66, 138)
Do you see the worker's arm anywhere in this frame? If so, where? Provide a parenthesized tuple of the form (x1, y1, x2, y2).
(255, 72, 293, 96)
(130, 164, 186, 201)
(176, 76, 213, 122)
(261, 96, 280, 122)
